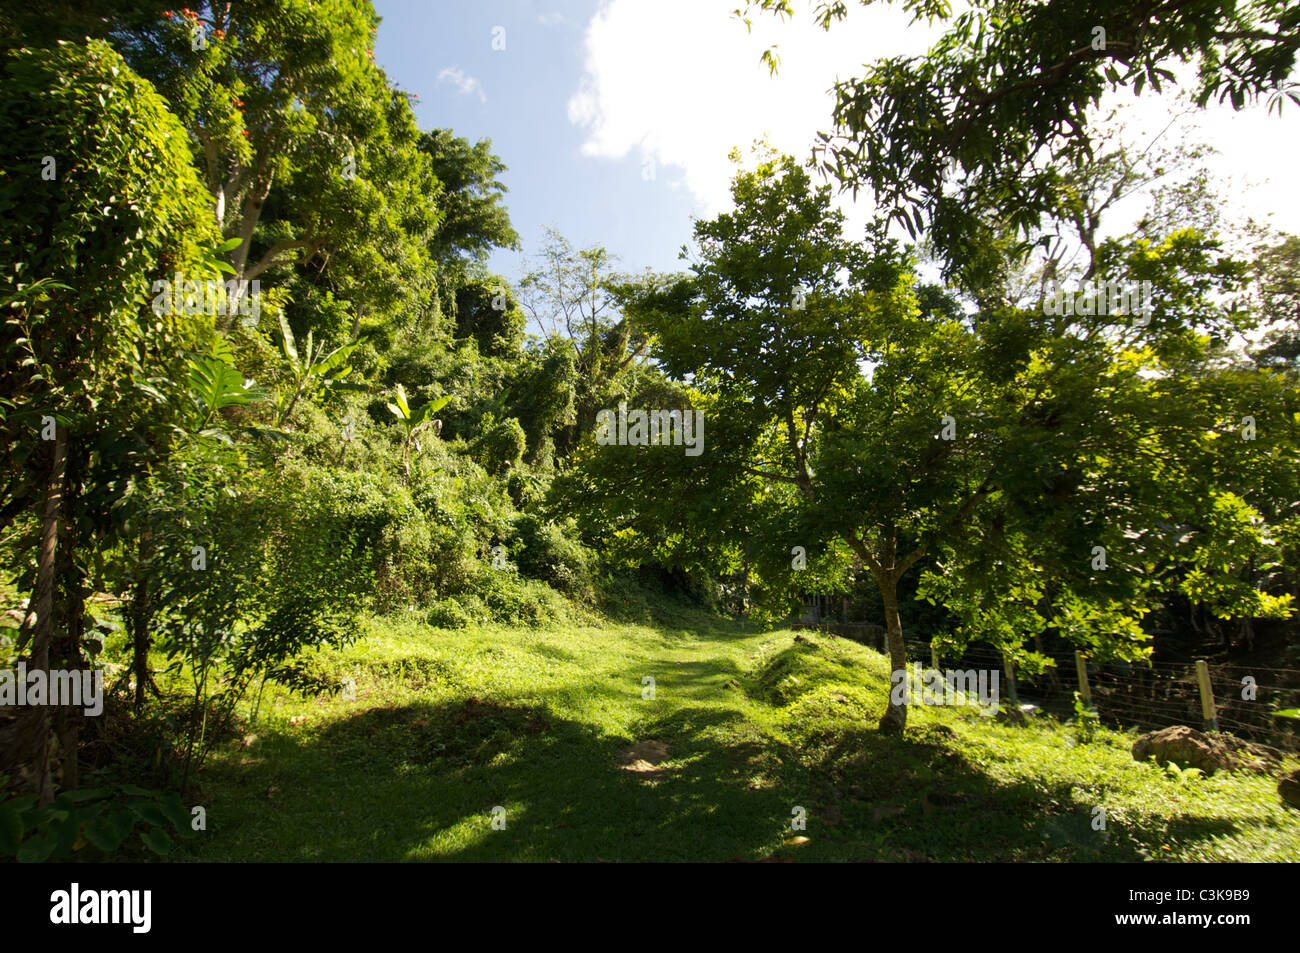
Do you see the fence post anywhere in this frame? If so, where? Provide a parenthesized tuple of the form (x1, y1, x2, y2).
(1074, 651, 1092, 708)
(1195, 660, 1219, 732)
(1003, 653, 1019, 707)
(930, 643, 939, 671)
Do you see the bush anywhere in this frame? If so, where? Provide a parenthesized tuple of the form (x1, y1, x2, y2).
(476, 414, 527, 476)
(461, 568, 570, 627)
(482, 576, 568, 626)
(511, 513, 594, 600)
(425, 598, 474, 630)
(278, 464, 431, 612)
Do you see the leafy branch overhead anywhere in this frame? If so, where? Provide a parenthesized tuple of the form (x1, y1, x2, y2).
(745, 0, 1300, 291)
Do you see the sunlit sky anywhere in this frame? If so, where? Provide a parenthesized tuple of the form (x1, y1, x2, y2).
(373, 0, 1299, 287)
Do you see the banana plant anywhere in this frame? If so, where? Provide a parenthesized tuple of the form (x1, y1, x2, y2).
(387, 385, 451, 483)
(275, 313, 361, 426)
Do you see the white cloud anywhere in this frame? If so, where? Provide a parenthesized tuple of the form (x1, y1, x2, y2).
(437, 66, 486, 103)
(566, 1, 947, 220)
(568, 1, 1299, 241)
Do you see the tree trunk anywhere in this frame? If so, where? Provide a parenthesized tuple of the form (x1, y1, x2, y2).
(129, 588, 154, 710)
(878, 571, 907, 733)
(1035, 635, 1061, 692)
(126, 529, 159, 709)
(54, 536, 85, 791)
(50, 443, 87, 791)
(0, 427, 66, 802)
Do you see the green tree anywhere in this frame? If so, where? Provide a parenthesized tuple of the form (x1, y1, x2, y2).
(0, 38, 215, 797)
(564, 152, 1261, 732)
(453, 279, 527, 359)
(1249, 235, 1300, 370)
(746, 0, 1299, 291)
(273, 312, 361, 426)
(519, 229, 650, 456)
(386, 385, 450, 484)
(420, 129, 520, 269)
(117, 0, 442, 330)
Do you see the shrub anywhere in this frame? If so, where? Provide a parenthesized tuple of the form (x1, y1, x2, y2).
(458, 567, 570, 627)
(476, 414, 527, 475)
(425, 598, 473, 630)
(511, 513, 594, 600)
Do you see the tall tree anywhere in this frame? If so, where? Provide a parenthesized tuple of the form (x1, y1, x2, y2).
(117, 0, 441, 329)
(746, 0, 1299, 292)
(420, 129, 520, 269)
(563, 152, 1261, 731)
(518, 229, 649, 456)
(0, 39, 215, 797)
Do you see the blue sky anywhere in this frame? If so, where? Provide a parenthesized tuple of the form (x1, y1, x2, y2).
(373, 0, 700, 280)
(373, 0, 1300, 294)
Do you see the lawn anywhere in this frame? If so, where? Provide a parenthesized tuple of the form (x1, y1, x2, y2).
(169, 605, 1300, 862)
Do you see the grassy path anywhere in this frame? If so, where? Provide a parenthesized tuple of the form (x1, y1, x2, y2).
(186, 611, 1300, 862)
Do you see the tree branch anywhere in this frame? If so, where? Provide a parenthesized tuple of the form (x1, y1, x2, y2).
(245, 238, 319, 280)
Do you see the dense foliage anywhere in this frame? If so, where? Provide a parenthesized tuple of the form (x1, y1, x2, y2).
(0, 0, 1296, 859)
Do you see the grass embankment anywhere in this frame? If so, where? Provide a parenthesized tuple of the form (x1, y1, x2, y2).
(171, 606, 1299, 862)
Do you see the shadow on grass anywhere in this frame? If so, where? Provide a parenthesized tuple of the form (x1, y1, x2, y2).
(190, 685, 1262, 862)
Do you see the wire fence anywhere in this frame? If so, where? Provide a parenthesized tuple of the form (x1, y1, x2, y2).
(791, 622, 1300, 751)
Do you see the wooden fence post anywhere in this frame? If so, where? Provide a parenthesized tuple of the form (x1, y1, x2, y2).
(1003, 653, 1019, 707)
(930, 643, 939, 671)
(1074, 651, 1092, 709)
(1195, 660, 1218, 732)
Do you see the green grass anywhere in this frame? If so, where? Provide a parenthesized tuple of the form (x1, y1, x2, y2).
(161, 610, 1300, 862)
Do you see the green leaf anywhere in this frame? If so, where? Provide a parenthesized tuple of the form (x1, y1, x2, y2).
(278, 313, 299, 365)
(159, 793, 192, 835)
(140, 827, 172, 855)
(56, 787, 109, 804)
(410, 393, 452, 428)
(0, 800, 26, 854)
(314, 342, 359, 377)
(128, 799, 169, 828)
(1273, 708, 1300, 719)
(84, 815, 128, 853)
(216, 237, 243, 253)
(188, 356, 261, 417)
(16, 832, 55, 863)
(51, 810, 82, 856)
